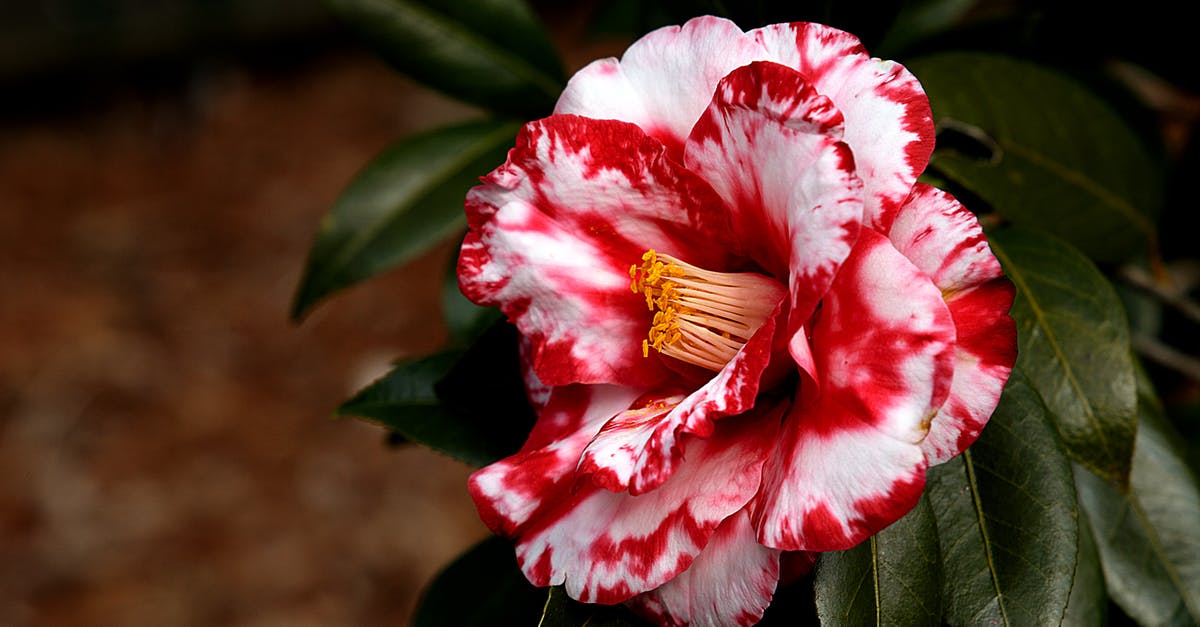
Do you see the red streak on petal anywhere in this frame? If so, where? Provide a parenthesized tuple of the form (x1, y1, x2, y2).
(949, 279, 1018, 365)
(848, 471, 924, 540)
(799, 502, 850, 549)
(525, 549, 556, 586)
(831, 140, 856, 178)
(947, 397, 983, 454)
(584, 504, 710, 604)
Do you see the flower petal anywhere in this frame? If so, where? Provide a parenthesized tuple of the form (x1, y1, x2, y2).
(460, 115, 736, 387)
(888, 184, 1017, 463)
(809, 228, 957, 442)
(752, 399, 928, 551)
(473, 385, 646, 536)
(751, 22, 934, 231)
(752, 229, 955, 551)
(471, 387, 781, 604)
(685, 61, 863, 352)
(627, 510, 781, 627)
(577, 302, 786, 495)
(922, 282, 1016, 463)
(888, 183, 1004, 294)
(554, 16, 766, 158)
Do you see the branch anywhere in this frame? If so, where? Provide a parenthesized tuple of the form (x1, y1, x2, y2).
(1132, 333, 1200, 384)
(1119, 264, 1200, 327)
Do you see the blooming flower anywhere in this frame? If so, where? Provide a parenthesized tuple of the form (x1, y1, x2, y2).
(458, 16, 1016, 626)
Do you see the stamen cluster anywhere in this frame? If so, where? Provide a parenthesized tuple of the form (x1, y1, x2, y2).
(630, 250, 784, 371)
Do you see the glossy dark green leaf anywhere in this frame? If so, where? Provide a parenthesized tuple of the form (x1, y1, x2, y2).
(325, 0, 564, 115)
(433, 321, 536, 455)
(1062, 514, 1106, 626)
(910, 52, 1161, 261)
(926, 372, 1077, 625)
(1075, 377, 1200, 626)
(292, 119, 519, 319)
(413, 536, 546, 627)
(538, 587, 645, 626)
(814, 495, 942, 626)
(340, 323, 534, 465)
(989, 228, 1136, 486)
(441, 244, 503, 346)
(338, 350, 475, 461)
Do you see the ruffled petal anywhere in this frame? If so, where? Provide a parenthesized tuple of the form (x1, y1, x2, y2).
(752, 229, 956, 551)
(808, 229, 957, 442)
(685, 61, 863, 352)
(460, 115, 736, 387)
(888, 184, 1005, 294)
(752, 398, 928, 551)
(751, 22, 934, 231)
(473, 385, 646, 535)
(627, 510, 781, 627)
(888, 184, 1017, 463)
(577, 302, 786, 495)
(922, 283, 1017, 463)
(471, 388, 780, 604)
(554, 16, 767, 158)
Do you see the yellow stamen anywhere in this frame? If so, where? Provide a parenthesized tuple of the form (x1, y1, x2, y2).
(630, 249, 786, 371)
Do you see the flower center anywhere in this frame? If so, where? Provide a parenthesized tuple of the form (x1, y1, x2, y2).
(630, 249, 785, 372)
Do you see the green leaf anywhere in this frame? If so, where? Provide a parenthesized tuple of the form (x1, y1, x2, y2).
(292, 119, 519, 319)
(926, 372, 1078, 626)
(989, 227, 1137, 486)
(538, 586, 645, 626)
(413, 536, 547, 626)
(1075, 376, 1200, 626)
(442, 243, 503, 346)
(909, 52, 1161, 262)
(814, 494, 942, 626)
(1062, 514, 1106, 626)
(325, 0, 564, 116)
(433, 321, 536, 455)
(338, 350, 477, 462)
(339, 322, 535, 465)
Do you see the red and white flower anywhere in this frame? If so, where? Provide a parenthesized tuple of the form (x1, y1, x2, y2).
(459, 16, 1016, 626)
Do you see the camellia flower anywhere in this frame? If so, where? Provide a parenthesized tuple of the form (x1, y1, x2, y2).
(458, 16, 1017, 626)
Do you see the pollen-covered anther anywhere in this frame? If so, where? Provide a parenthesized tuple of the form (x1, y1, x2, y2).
(630, 249, 786, 371)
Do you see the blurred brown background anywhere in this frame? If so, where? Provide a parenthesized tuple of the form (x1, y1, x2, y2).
(0, 2, 618, 624)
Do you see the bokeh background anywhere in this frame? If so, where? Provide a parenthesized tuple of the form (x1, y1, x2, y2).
(0, 2, 620, 624)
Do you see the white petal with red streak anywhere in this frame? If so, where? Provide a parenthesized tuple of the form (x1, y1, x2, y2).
(472, 385, 645, 534)
(887, 184, 1017, 463)
(554, 16, 767, 156)
(460, 115, 735, 387)
(888, 184, 1003, 294)
(577, 303, 785, 495)
(471, 388, 780, 604)
(753, 400, 928, 551)
(811, 229, 956, 442)
(752, 229, 955, 551)
(685, 61, 863, 343)
(628, 510, 780, 627)
(752, 23, 934, 231)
